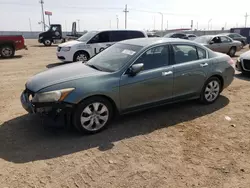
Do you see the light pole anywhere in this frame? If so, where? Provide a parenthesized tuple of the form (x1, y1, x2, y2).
(116, 15, 119, 29)
(208, 19, 212, 30)
(77, 19, 80, 32)
(159, 12, 164, 36)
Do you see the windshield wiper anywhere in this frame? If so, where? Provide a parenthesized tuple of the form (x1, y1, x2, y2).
(86, 64, 102, 71)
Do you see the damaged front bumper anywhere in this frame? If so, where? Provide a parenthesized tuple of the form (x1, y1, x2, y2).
(20, 89, 74, 127)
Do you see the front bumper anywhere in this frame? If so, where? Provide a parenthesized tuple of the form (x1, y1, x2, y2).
(20, 89, 74, 126)
(235, 58, 250, 72)
(56, 50, 74, 62)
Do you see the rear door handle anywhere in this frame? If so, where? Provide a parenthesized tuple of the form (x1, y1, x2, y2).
(200, 63, 208, 67)
(162, 71, 173, 76)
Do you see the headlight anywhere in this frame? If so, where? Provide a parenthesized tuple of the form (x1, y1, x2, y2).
(32, 88, 74, 103)
(39, 36, 43, 39)
(61, 47, 71, 52)
(237, 57, 241, 62)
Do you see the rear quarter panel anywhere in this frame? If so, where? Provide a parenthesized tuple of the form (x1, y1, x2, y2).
(209, 54, 235, 89)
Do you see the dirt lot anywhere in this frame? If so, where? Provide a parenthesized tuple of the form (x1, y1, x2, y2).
(0, 40, 250, 188)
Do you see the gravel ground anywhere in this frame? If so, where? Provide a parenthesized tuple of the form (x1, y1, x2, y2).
(0, 40, 250, 188)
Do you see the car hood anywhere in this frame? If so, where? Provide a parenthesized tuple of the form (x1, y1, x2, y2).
(241, 50, 250, 59)
(26, 62, 108, 92)
(58, 40, 85, 47)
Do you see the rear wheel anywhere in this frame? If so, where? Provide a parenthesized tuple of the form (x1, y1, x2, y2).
(43, 39, 52, 46)
(73, 51, 89, 62)
(73, 97, 113, 134)
(228, 47, 236, 57)
(200, 77, 221, 104)
(0, 45, 15, 58)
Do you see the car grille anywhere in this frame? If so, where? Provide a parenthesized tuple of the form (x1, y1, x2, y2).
(243, 59, 250, 71)
(57, 47, 61, 52)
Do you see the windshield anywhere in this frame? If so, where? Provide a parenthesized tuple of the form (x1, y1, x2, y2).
(194, 36, 210, 44)
(85, 43, 142, 72)
(77, 31, 99, 42)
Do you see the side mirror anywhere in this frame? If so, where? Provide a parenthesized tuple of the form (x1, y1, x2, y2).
(209, 41, 214, 44)
(127, 63, 144, 76)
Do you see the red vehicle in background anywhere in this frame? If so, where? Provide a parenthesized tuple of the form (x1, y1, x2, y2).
(0, 35, 27, 58)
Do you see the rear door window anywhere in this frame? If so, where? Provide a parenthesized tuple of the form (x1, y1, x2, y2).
(220, 36, 231, 43)
(172, 44, 198, 64)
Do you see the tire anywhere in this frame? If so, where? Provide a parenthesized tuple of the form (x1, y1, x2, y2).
(0, 45, 15, 58)
(228, 47, 236, 57)
(200, 77, 221, 104)
(73, 51, 89, 62)
(73, 97, 114, 134)
(43, 40, 52, 46)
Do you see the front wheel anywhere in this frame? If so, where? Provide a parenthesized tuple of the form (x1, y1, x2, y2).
(73, 51, 89, 62)
(200, 77, 221, 104)
(0, 45, 15, 58)
(43, 40, 52, 46)
(73, 97, 113, 134)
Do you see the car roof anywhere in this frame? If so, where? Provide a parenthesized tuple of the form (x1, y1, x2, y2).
(92, 29, 146, 33)
(119, 37, 196, 47)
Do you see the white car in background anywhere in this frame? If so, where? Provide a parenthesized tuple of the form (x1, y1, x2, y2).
(57, 30, 148, 62)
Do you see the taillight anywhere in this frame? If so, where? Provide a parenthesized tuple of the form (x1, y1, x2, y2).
(227, 58, 235, 67)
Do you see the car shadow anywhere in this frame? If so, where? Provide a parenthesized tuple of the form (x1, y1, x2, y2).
(0, 55, 23, 60)
(234, 72, 250, 81)
(46, 62, 72, 68)
(0, 96, 229, 163)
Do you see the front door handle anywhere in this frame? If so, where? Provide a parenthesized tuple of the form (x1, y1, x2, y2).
(200, 63, 208, 67)
(162, 71, 173, 76)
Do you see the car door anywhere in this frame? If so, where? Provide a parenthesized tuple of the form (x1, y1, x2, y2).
(220, 36, 232, 53)
(209, 37, 222, 52)
(119, 45, 173, 112)
(171, 44, 210, 99)
(88, 31, 113, 56)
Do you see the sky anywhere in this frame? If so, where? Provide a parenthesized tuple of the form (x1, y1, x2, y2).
(0, 0, 249, 32)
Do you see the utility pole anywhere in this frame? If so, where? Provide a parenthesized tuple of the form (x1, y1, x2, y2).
(123, 4, 129, 29)
(116, 15, 119, 29)
(29, 18, 32, 32)
(39, 0, 46, 31)
(245, 12, 249, 27)
(167, 20, 168, 30)
(208, 19, 212, 30)
(109, 20, 112, 29)
(153, 16, 156, 30)
(196, 22, 198, 30)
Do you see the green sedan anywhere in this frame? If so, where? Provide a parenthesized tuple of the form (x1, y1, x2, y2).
(21, 38, 235, 134)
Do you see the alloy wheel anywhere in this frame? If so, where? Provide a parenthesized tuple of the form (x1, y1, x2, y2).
(204, 80, 220, 102)
(80, 102, 109, 131)
(76, 54, 88, 62)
